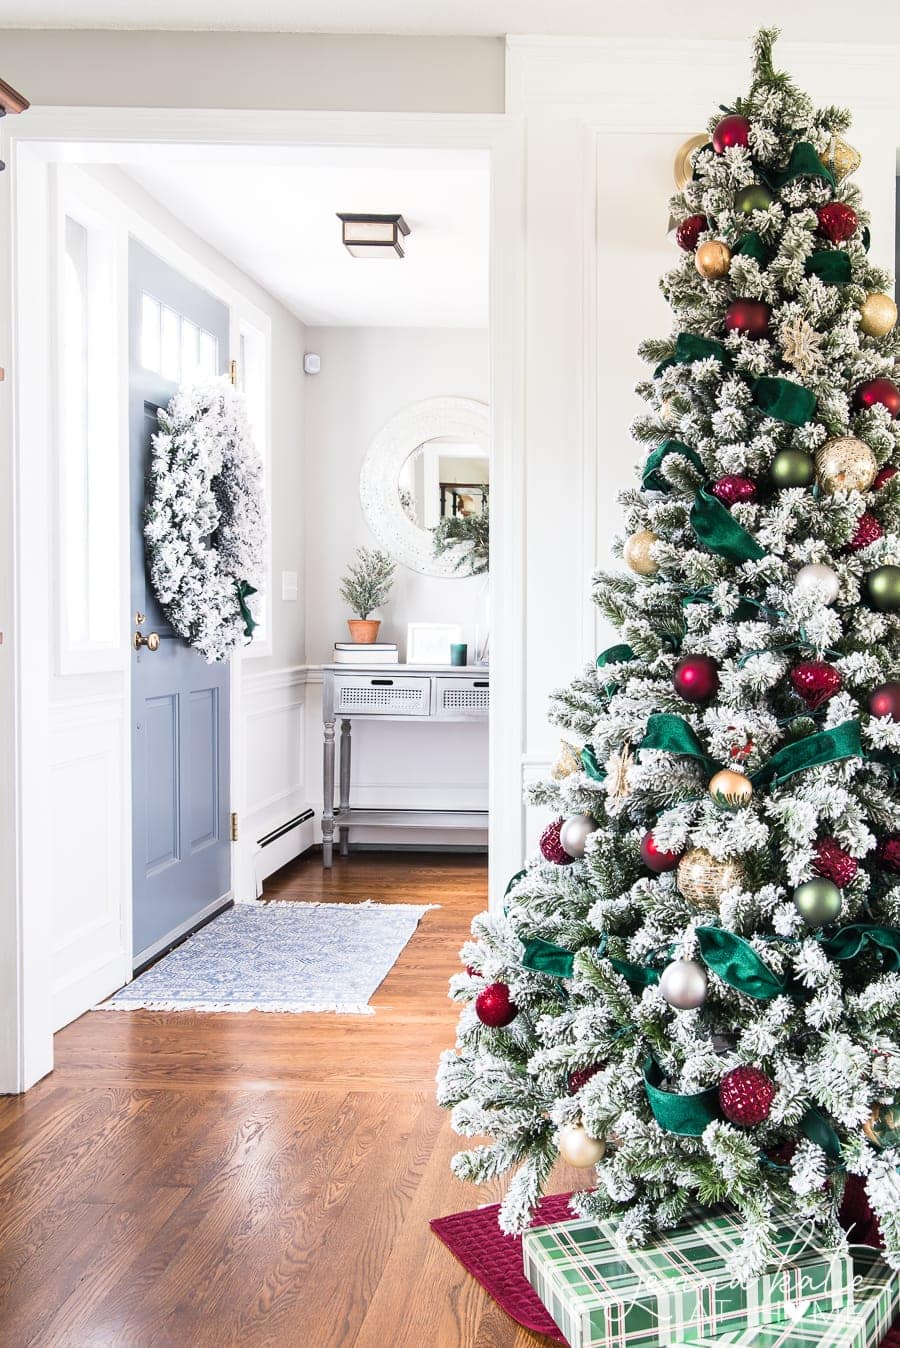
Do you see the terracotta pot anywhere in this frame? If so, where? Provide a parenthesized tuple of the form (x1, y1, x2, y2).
(347, 618, 381, 644)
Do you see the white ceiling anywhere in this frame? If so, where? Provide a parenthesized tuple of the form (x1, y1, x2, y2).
(3, 0, 900, 38)
(125, 147, 490, 328)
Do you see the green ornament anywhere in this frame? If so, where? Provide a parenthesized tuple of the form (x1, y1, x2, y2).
(866, 565, 900, 612)
(793, 878, 842, 927)
(771, 448, 815, 488)
(734, 184, 775, 214)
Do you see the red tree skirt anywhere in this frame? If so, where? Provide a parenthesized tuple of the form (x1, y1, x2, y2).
(432, 1182, 900, 1347)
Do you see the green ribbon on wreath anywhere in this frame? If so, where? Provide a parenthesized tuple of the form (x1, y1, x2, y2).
(774, 141, 835, 191)
(820, 923, 900, 973)
(749, 721, 864, 790)
(236, 580, 258, 638)
(642, 440, 704, 494)
(695, 926, 787, 1001)
(643, 1057, 721, 1136)
(690, 485, 767, 564)
(805, 250, 852, 285)
(751, 377, 817, 427)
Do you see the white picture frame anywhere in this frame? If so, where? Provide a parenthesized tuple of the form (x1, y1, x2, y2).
(406, 622, 462, 665)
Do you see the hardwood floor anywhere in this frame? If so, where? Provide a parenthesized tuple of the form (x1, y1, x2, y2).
(0, 853, 579, 1347)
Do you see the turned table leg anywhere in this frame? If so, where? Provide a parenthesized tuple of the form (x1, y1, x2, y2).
(322, 717, 335, 868)
(339, 718, 351, 857)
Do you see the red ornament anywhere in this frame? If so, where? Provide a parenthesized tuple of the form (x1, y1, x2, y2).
(673, 654, 719, 703)
(640, 831, 682, 873)
(568, 1064, 602, 1094)
(814, 837, 858, 888)
(730, 737, 753, 763)
(790, 660, 842, 711)
(724, 298, 772, 340)
(766, 1138, 798, 1168)
(869, 681, 900, 720)
(847, 511, 883, 552)
(719, 1065, 776, 1126)
(875, 465, 898, 488)
(540, 818, 574, 866)
(475, 982, 518, 1027)
(712, 114, 751, 154)
(876, 835, 900, 874)
(854, 378, 900, 419)
(816, 201, 858, 244)
(465, 965, 480, 977)
(711, 475, 757, 507)
(675, 213, 708, 252)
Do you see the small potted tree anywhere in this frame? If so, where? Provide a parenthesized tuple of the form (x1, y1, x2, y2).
(339, 547, 396, 643)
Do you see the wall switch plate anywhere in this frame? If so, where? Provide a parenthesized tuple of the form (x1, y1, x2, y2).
(281, 570, 299, 601)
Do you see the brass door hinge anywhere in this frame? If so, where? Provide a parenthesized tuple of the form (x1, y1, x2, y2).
(229, 358, 238, 387)
(230, 811, 239, 841)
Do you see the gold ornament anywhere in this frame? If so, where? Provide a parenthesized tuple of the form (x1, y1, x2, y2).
(673, 133, 709, 191)
(780, 314, 824, 378)
(815, 436, 877, 494)
(860, 292, 898, 339)
(677, 847, 745, 909)
(695, 240, 732, 281)
(557, 1121, 606, 1168)
(623, 529, 660, 577)
(607, 742, 634, 801)
(551, 742, 582, 781)
(660, 398, 675, 425)
(708, 768, 753, 811)
(819, 135, 861, 184)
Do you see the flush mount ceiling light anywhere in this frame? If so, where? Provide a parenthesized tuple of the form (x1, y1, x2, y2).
(337, 213, 410, 259)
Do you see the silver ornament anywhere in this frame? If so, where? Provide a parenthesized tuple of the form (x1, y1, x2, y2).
(559, 814, 599, 859)
(793, 878, 842, 927)
(557, 1121, 606, 1168)
(794, 563, 840, 605)
(659, 958, 707, 1009)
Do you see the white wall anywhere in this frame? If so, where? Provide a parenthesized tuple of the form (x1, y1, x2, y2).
(304, 325, 490, 661)
(0, 30, 504, 113)
(302, 325, 490, 835)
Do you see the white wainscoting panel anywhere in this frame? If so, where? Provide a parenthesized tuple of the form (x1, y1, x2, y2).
(242, 665, 314, 895)
(50, 694, 129, 1029)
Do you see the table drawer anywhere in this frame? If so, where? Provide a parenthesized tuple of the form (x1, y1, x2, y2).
(435, 675, 490, 720)
(332, 674, 432, 716)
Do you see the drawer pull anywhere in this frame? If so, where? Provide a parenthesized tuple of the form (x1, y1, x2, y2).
(474, 680, 489, 688)
(370, 678, 394, 686)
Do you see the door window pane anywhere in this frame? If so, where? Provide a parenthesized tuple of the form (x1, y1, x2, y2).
(181, 318, 200, 378)
(141, 292, 160, 373)
(199, 329, 218, 376)
(160, 305, 181, 381)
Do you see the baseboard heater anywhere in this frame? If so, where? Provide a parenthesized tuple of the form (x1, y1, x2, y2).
(255, 808, 317, 894)
(258, 809, 315, 849)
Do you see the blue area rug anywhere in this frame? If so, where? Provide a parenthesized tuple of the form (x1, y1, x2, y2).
(97, 900, 437, 1014)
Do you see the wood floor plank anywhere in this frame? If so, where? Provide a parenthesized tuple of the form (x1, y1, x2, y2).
(0, 853, 560, 1347)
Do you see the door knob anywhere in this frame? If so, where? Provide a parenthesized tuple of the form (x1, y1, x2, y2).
(133, 630, 160, 652)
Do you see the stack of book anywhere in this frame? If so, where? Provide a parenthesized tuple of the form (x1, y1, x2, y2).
(332, 642, 398, 666)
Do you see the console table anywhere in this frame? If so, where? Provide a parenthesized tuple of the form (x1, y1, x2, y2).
(321, 663, 489, 867)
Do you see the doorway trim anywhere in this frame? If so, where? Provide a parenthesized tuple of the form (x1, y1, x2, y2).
(0, 106, 525, 1092)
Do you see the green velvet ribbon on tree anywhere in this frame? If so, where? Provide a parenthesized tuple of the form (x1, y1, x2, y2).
(800, 1106, 843, 1162)
(643, 1057, 721, 1136)
(654, 333, 732, 379)
(522, 936, 574, 978)
(642, 440, 704, 493)
(580, 745, 606, 782)
(751, 377, 817, 426)
(639, 712, 718, 774)
(821, 923, 900, 972)
(236, 580, 258, 638)
(775, 141, 835, 190)
(749, 721, 863, 790)
(696, 926, 787, 1001)
(733, 232, 772, 266)
(690, 143, 713, 181)
(596, 642, 636, 699)
(863, 226, 871, 253)
(805, 250, 851, 285)
(690, 485, 767, 563)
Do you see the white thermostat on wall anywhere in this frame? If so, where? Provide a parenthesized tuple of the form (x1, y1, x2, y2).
(303, 353, 321, 375)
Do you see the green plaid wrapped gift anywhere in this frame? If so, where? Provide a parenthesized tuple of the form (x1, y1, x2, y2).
(669, 1246, 900, 1348)
(521, 1208, 853, 1348)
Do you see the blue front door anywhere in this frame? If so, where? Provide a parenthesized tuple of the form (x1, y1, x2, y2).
(129, 242, 232, 966)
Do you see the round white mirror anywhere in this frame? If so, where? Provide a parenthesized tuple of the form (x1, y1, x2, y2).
(359, 396, 490, 577)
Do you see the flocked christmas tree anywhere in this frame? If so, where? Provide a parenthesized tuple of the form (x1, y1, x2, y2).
(437, 29, 900, 1281)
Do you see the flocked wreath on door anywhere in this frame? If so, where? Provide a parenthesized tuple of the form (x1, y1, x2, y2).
(144, 377, 266, 663)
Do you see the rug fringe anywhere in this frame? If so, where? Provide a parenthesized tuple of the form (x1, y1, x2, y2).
(256, 899, 440, 914)
(93, 999, 376, 1014)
